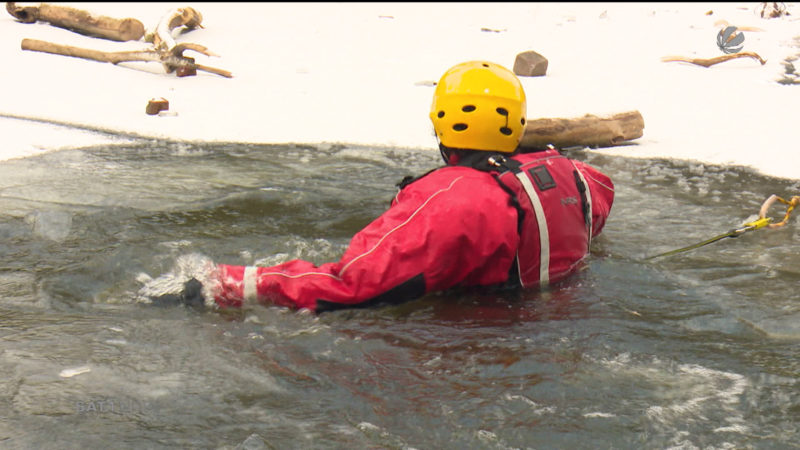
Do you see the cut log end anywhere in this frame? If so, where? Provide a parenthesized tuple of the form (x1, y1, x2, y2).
(118, 18, 146, 42)
(10, 3, 146, 42)
(6, 2, 39, 23)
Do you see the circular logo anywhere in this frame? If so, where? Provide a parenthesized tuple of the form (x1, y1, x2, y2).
(717, 26, 745, 54)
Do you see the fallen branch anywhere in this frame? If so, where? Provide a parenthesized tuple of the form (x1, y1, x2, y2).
(6, 2, 144, 42)
(661, 52, 767, 68)
(145, 7, 204, 52)
(758, 2, 790, 18)
(21, 38, 233, 78)
(520, 111, 644, 150)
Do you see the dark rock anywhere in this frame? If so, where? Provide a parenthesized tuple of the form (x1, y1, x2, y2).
(513, 51, 548, 77)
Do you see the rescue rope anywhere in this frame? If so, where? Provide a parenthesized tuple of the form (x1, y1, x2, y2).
(645, 194, 799, 260)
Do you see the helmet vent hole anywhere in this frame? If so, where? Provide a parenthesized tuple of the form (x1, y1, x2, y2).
(499, 127, 513, 136)
(496, 107, 509, 116)
(461, 105, 476, 112)
(452, 123, 468, 132)
(437, 111, 445, 118)
(521, 118, 526, 125)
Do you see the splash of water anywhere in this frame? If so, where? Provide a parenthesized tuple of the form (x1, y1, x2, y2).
(135, 253, 219, 307)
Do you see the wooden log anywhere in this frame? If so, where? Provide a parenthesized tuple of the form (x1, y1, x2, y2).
(520, 111, 644, 150)
(6, 2, 144, 42)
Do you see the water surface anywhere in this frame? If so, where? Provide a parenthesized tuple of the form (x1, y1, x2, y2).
(0, 139, 797, 449)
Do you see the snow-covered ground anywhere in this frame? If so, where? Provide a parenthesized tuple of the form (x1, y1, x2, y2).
(2, 2, 799, 179)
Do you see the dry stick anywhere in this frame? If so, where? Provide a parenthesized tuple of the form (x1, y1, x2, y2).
(21, 38, 153, 64)
(521, 111, 645, 150)
(21, 38, 233, 78)
(661, 52, 767, 68)
(145, 7, 220, 77)
(7, 2, 144, 42)
(147, 7, 204, 52)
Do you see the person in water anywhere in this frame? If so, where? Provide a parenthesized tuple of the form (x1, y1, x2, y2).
(146, 61, 615, 313)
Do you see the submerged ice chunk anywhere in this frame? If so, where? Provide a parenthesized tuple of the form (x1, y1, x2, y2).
(27, 210, 72, 241)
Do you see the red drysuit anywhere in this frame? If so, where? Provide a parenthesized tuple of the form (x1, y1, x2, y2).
(212, 149, 614, 312)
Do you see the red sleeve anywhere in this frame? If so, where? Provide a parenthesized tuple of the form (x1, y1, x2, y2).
(574, 161, 615, 237)
(213, 168, 520, 312)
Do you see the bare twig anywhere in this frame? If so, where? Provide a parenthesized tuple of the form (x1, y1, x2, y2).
(661, 51, 767, 68)
(758, 2, 790, 18)
(146, 7, 204, 52)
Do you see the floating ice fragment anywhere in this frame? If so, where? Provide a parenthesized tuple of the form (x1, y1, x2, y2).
(238, 433, 269, 450)
(59, 366, 91, 378)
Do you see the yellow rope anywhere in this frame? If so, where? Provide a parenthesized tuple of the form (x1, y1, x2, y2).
(760, 195, 800, 228)
(646, 194, 796, 260)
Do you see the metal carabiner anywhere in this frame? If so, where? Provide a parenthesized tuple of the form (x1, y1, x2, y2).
(741, 216, 773, 231)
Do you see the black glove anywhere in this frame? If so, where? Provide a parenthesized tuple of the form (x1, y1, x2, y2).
(148, 277, 206, 309)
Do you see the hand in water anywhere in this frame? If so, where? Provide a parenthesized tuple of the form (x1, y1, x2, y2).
(145, 277, 206, 308)
(136, 254, 219, 309)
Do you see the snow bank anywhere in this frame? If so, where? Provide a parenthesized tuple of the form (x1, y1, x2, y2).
(1, 3, 798, 179)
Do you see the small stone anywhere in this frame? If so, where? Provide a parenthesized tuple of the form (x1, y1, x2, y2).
(146, 98, 169, 115)
(176, 66, 197, 77)
(513, 50, 549, 77)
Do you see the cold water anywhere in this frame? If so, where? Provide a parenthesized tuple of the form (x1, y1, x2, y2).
(0, 139, 797, 449)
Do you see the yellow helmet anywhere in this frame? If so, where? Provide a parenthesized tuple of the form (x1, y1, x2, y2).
(430, 61, 527, 153)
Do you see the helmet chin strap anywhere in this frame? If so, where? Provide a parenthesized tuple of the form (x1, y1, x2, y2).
(439, 144, 451, 164)
(440, 143, 521, 166)
(439, 144, 466, 165)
